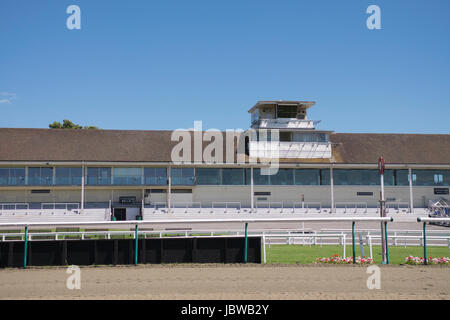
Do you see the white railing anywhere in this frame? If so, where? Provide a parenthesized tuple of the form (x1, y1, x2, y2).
(255, 202, 284, 213)
(293, 202, 322, 213)
(0, 203, 29, 213)
(41, 203, 80, 211)
(335, 202, 368, 213)
(211, 202, 241, 213)
(170, 202, 202, 214)
(386, 201, 410, 213)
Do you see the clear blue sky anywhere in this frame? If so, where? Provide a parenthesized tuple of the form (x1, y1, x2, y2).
(1, 0, 449, 133)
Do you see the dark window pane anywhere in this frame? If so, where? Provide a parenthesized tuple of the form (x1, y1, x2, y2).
(277, 105, 297, 118)
(196, 168, 221, 185)
(253, 168, 270, 185)
(222, 168, 244, 185)
(171, 168, 195, 185)
(295, 169, 320, 185)
(334, 170, 379, 186)
(270, 169, 294, 185)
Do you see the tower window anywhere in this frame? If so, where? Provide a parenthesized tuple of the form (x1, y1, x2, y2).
(277, 105, 297, 118)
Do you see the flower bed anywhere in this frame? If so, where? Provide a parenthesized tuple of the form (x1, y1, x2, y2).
(315, 254, 373, 265)
(405, 256, 450, 265)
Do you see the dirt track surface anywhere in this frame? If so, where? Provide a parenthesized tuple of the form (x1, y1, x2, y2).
(0, 264, 449, 300)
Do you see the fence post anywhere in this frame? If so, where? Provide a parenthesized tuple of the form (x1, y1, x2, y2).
(352, 221, 356, 264)
(423, 222, 427, 265)
(244, 222, 248, 264)
(385, 221, 389, 264)
(262, 233, 266, 264)
(23, 225, 28, 268)
(135, 224, 139, 265)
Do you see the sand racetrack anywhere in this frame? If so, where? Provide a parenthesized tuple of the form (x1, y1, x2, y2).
(0, 264, 449, 300)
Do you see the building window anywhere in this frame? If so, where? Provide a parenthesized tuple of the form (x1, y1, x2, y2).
(87, 167, 111, 185)
(295, 169, 320, 185)
(277, 105, 297, 118)
(334, 169, 380, 186)
(270, 169, 294, 185)
(196, 168, 221, 185)
(249, 168, 270, 185)
(413, 170, 450, 186)
(113, 167, 142, 185)
(279, 132, 292, 142)
(222, 168, 244, 185)
(144, 167, 167, 185)
(28, 167, 53, 186)
(394, 170, 409, 186)
(0, 167, 26, 186)
(55, 167, 82, 185)
(171, 168, 195, 185)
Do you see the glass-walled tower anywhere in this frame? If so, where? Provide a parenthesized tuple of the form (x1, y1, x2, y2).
(248, 100, 332, 159)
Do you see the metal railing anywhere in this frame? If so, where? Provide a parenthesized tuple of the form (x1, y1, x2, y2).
(255, 202, 284, 213)
(293, 202, 322, 213)
(386, 201, 410, 213)
(211, 202, 242, 213)
(335, 202, 368, 213)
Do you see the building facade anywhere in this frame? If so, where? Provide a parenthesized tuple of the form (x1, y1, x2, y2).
(0, 101, 449, 221)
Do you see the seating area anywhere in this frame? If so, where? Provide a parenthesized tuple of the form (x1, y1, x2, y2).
(0, 202, 110, 222)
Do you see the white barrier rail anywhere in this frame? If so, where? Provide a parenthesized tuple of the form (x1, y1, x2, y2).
(335, 202, 368, 213)
(386, 201, 410, 213)
(255, 202, 284, 213)
(293, 202, 322, 213)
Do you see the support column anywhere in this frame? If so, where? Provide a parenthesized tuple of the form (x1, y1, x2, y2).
(167, 165, 171, 214)
(408, 168, 414, 213)
(141, 189, 145, 219)
(250, 167, 254, 213)
(244, 222, 248, 264)
(351, 221, 355, 264)
(23, 225, 28, 268)
(380, 170, 387, 264)
(330, 166, 334, 213)
(81, 162, 85, 214)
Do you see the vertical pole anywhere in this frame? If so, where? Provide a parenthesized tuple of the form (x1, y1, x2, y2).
(250, 167, 254, 213)
(342, 234, 346, 258)
(24, 226, 28, 268)
(330, 167, 334, 213)
(167, 165, 171, 214)
(262, 233, 266, 264)
(423, 222, 427, 265)
(380, 170, 387, 264)
(135, 224, 139, 265)
(408, 168, 414, 213)
(81, 162, 85, 214)
(244, 223, 248, 264)
(352, 221, 355, 264)
(385, 221, 389, 264)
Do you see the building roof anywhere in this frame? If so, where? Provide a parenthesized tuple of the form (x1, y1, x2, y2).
(331, 133, 450, 165)
(0, 128, 449, 165)
(248, 101, 316, 113)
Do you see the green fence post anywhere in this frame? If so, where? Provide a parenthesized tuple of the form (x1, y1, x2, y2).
(352, 221, 356, 264)
(423, 222, 427, 265)
(384, 221, 389, 265)
(244, 222, 248, 264)
(135, 224, 139, 265)
(24, 226, 28, 268)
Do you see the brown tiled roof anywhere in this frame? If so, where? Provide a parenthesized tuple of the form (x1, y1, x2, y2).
(331, 133, 450, 164)
(0, 128, 449, 165)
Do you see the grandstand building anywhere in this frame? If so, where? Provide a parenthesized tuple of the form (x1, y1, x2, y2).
(0, 100, 450, 221)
